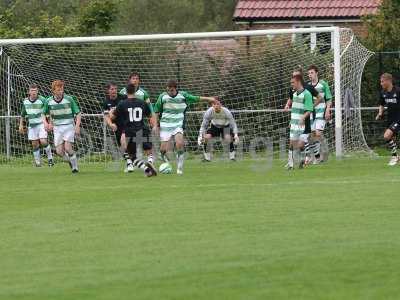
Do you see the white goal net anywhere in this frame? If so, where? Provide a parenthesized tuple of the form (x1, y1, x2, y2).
(0, 27, 373, 165)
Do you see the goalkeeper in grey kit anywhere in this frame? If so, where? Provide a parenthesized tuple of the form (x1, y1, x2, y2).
(198, 101, 239, 161)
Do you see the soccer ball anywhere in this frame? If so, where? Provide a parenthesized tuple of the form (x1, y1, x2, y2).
(159, 162, 172, 174)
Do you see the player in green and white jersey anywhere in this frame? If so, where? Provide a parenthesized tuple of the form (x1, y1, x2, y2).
(286, 75, 314, 169)
(19, 84, 53, 167)
(154, 79, 218, 175)
(120, 72, 156, 164)
(43, 80, 81, 173)
(307, 65, 333, 164)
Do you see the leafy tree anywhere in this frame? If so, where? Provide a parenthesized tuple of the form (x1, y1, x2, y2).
(0, 0, 238, 38)
(361, 0, 400, 107)
(363, 0, 400, 51)
(114, 0, 237, 34)
(78, 0, 118, 36)
(0, 0, 78, 38)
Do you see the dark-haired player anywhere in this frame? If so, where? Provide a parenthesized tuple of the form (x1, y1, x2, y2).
(307, 65, 332, 164)
(154, 79, 218, 175)
(376, 73, 400, 166)
(284, 67, 320, 163)
(284, 67, 320, 111)
(120, 72, 156, 164)
(19, 84, 53, 167)
(285, 75, 314, 169)
(111, 84, 157, 176)
(103, 82, 126, 150)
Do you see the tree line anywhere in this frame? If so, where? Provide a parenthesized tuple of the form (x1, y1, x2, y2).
(0, 0, 237, 38)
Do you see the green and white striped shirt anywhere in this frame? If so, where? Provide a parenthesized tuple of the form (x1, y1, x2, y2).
(309, 79, 332, 120)
(154, 91, 200, 132)
(20, 96, 47, 128)
(290, 89, 314, 135)
(44, 94, 80, 126)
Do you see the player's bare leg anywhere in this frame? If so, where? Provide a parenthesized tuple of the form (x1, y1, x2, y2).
(55, 143, 72, 170)
(298, 138, 307, 169)
(55, 144, 65, 158)
(312, 130, 323, 164)
(64, 141, 78, 173)
(304, 133, 314, 165)
(40, 138, 53, 166)
(119, 134, 134, 173)
(304, 138, 312, 165)
(223, 133, 236, 161)
(125, 137, 138, 173)
(120, 133, 127, 155)
(286, 140, 295, 170)
(160, 141, 170, 163)
(31, 140, 41, 167)
(144, 149, 154, 164)
(384, 129, 398, 166)
(175, 133, 185, 175)
(124, 139, 156, 177)
(143, 135, 156, 171)
(203, 133, 212, 162)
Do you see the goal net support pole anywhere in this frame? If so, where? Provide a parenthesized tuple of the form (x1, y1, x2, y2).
(333, 27, 343, 158)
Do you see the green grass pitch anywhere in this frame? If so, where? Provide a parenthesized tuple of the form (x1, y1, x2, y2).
(0, 157, 399, 300)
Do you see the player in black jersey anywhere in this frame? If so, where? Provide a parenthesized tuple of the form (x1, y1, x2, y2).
(111, 84, 157, 176)
(103, 82, 126, 149)
(376, 73, 400, 166)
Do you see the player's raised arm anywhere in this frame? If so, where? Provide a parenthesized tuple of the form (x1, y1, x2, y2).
(200, 96, 219, 105)
(181, 90, 219, 106)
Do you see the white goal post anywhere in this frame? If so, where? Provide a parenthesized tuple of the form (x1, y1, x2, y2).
(0, 27, 373, 163)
